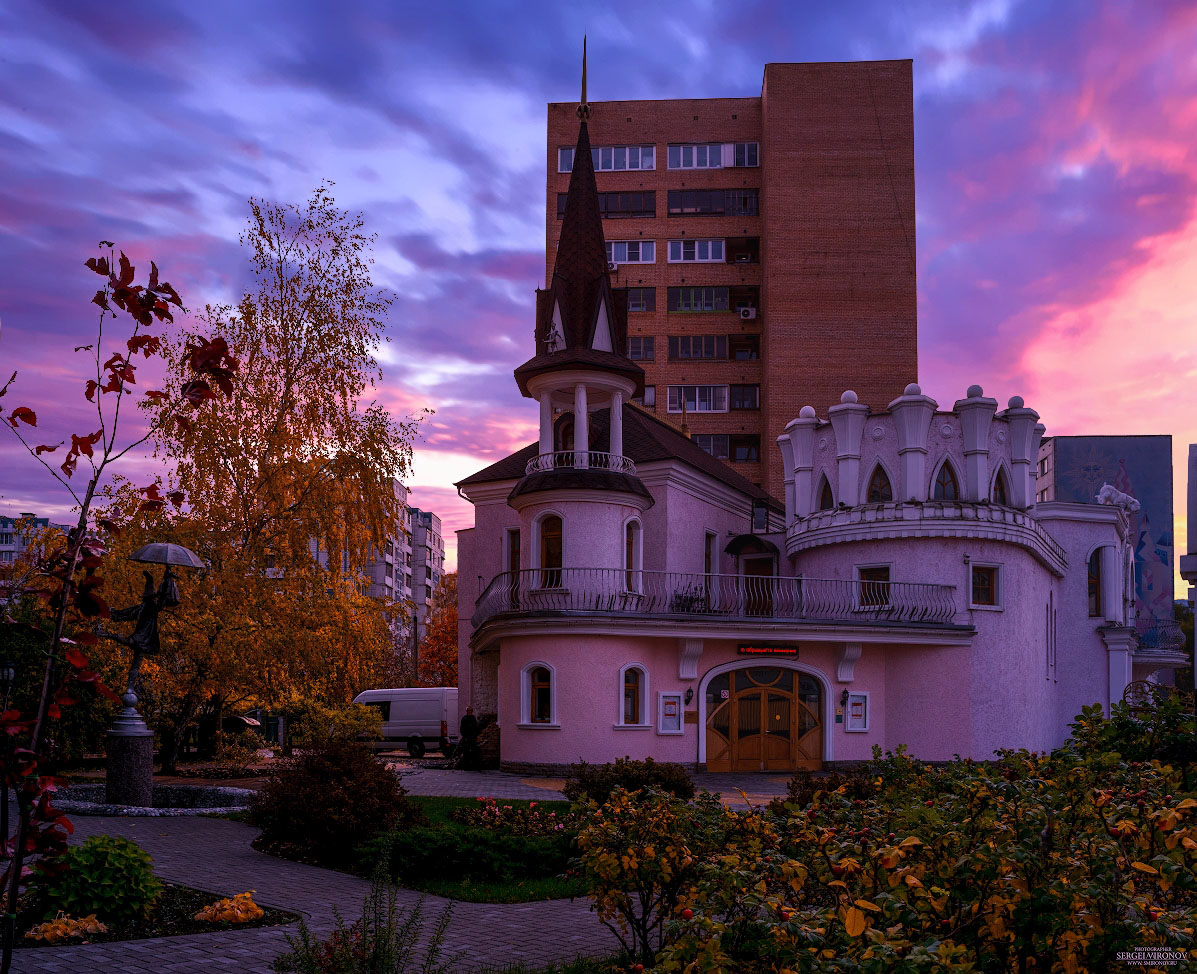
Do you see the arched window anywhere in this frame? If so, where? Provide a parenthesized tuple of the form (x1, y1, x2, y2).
(624, 519, 642, 591)
(866, 465, 893, 503)
(1088, 549, 1102, 617)
(618, 664, 649, 726)
(817, 476, 835, 511)
(556, 415, 574, 453)
(539, 515, 563, 588)
(992, 468, 1010, 506)
(522, 663, 556, 725)
(933, 461, 960, 501)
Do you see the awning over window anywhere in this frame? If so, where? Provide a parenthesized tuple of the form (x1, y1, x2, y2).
(724, 534, 779, 556)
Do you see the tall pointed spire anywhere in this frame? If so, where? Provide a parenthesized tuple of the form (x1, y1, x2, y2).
(578, 36, 590, 120)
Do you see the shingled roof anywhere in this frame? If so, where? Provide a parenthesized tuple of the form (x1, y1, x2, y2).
(457, 404, 782, 511)
(512, 116, 643, 397)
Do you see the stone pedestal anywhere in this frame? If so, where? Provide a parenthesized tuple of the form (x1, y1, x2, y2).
(106, 693, 155, 807)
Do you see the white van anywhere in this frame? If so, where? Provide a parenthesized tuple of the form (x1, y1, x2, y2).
(352, 687, 459, 758)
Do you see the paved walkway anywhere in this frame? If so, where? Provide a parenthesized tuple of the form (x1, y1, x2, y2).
(11, 768, 794, 972)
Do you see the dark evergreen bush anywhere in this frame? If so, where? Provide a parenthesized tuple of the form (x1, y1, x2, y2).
(562, 756, 694, 804)
(358, 825, 573, 884)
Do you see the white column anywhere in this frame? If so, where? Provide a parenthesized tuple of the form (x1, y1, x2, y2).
(574, 383, 589, 468)
(610, 391, 623, 460)
(538, 391, 553, 456)
(828, 391, 869, 507)
(1101, 544, 1122, 624)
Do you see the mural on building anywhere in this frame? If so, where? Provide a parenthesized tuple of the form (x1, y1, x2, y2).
(1052, 436, 1173, 621)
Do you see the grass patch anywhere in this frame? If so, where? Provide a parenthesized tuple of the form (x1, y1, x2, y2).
(405, 873, 586, 904)
(408, 794, 573, 826)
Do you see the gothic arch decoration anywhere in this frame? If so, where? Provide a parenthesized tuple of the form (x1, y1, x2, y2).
(864, 461, 894, 504)
(931, 456, 962, 501)
(816, 473, 835, 511)
(990, 462, 1013, 506)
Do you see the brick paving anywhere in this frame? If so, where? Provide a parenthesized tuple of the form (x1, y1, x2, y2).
(10, 768, 794, 973)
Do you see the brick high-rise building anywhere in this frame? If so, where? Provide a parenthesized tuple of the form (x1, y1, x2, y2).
(545, 60, 918, 500)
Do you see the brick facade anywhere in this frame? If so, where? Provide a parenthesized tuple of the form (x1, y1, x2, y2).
(545, 61, 917, 501)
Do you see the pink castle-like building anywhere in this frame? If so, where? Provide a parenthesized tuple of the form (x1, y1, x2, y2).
(454, 86, 1185, 774)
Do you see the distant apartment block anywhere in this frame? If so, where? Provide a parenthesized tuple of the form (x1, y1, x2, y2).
(545, 60, 918, 499)
(0, 513, 73, 565)
(410, 508, 445, 650)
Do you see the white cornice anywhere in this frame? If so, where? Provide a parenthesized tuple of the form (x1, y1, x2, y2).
(786, 502, 1069, 576)
(470, 614, 975, 652)
(1034, 501, 1130, 540)
(459, 479, 519, 506)
(508, 487, 653, 512)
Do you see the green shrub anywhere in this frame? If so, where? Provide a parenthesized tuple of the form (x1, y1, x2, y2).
(1066, 698, 1197, 783)
(250, 740, 422, 864)
(765, 767, 876, 816)
(283, 700, 382, 749)
(38, 835, 161, 923)
(562, 756, 694, 804)
(215, 729, 270, 768)
(358, 824, 573, 885)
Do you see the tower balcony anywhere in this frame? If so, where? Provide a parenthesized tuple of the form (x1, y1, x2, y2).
(525, 450, 636, 476)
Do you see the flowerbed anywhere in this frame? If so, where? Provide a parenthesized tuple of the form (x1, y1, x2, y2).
(450, 796, 579, 836)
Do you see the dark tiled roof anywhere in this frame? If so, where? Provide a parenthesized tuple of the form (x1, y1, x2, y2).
(514, 346, 644, 397)
(509, 468, 654, 504)
(457, 405, 782, 512)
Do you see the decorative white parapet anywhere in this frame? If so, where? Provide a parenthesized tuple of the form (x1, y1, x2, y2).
(525, 451, 637, 475)
(953, 384, 998, 502)
(888, 383, 937, 503)
(828, 391, 870, 508)
(1003, 396, 1040, 509)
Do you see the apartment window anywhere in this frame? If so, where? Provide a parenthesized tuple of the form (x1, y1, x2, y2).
(558, 144, 656, 173)
(1088, 550, 1102, 617)
(667, 385, 728, 413)
(667, 143, 723, 169)
(632, 386, 657, 408)
(557, 192, 656, 219)
(693, 434, 730, 459)
(857, 565, 891, 607)
(729, 335, 760, 360)
(0, 552, 13, 564)
(1038, 456, 1050, 476)
(667, 188, 759, 216)
(668, 239, 725, 262)
(734, 142, 759, 167)
(730, 435, 760, 462)
(626, 287, 655, 312)
(627, 336, 655, 360)
(0, 533, 13, 545)
(667, 286, 729, 312)
(971, 565, 1000, 608)
(606, 240, 655, 264)
(729, 384, 760, 410)
(668, 335, 726, 360)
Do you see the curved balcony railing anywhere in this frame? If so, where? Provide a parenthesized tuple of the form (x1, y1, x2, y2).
(472, 568, 958, 630)
(524, 451, 637, 476)
(1134, 619, 1186, 653)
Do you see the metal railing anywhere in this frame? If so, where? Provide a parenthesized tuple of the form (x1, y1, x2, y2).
(524, 451, 637, 475)
(472, 568, 957, 629)
(1135, 618, 1187, 653)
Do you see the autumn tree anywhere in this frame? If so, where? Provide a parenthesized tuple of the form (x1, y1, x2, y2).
(418, 572, 458, 687)
(136, 184, 420, 767)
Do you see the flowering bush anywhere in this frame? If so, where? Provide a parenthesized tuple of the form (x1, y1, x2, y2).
(564, 756, 695, 804)
(194, 891, 265, 924)
(23, 913, 107, 943)
(450, 797, 578, 836)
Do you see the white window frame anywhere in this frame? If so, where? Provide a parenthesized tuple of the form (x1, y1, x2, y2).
(502, 527, 520, 573)
(668, 239, 725, 263)
(531, 510, 565, 589)
(657, 691, 684, 735)
(667, 385, 729, 413)
(559, 144, 656, 173)
(667, 143, 725, 170)
(520, 660, 559, 729)
(733, 142, 759, 167)
(855, 562, 893, 610)
(623, 516, 644, 593)
(606, 240, 656, 264)
(969, 562, 1003, 611)
(845, 691, 869, 733)
(615, 663, 651, 729)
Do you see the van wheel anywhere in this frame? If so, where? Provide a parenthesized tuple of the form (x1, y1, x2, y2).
(407, 737, 426, 759)
(440, 738, 455, 757)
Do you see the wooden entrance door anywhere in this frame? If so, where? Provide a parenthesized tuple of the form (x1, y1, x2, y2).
(742, 556, 775, 616)
(704, 667, 822, 772)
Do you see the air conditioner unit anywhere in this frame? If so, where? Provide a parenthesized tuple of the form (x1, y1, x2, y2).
(740, 307, 757, 320)
(607, 261, 619, 272)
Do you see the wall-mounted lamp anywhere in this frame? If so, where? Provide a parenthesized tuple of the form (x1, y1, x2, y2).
(963, 554, 971, 565)
(684, 687, 694, 706)
(840, 689, 850, 708)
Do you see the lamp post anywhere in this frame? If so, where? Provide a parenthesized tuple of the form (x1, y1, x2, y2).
(100, 542, 203, 807)
(0, 659, 14, 862)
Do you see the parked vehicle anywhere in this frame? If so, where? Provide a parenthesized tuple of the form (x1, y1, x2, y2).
(352, 687, 459, 758)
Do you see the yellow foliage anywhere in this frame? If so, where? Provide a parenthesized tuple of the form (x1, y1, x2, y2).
(842, 906, 867, 937)
(24, 913, 108, 942)
(194, 891, 264, 924)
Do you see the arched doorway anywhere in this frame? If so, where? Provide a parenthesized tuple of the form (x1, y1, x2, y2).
(703, 665, 822, 772)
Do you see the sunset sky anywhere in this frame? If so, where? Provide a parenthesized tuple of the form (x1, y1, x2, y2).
(1, 0, 1195, 585)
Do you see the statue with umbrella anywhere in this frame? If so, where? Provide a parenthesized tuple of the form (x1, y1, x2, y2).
(99, 542, 204, 806)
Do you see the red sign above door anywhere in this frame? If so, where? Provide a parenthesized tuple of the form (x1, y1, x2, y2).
(737, 644, 799, 656)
